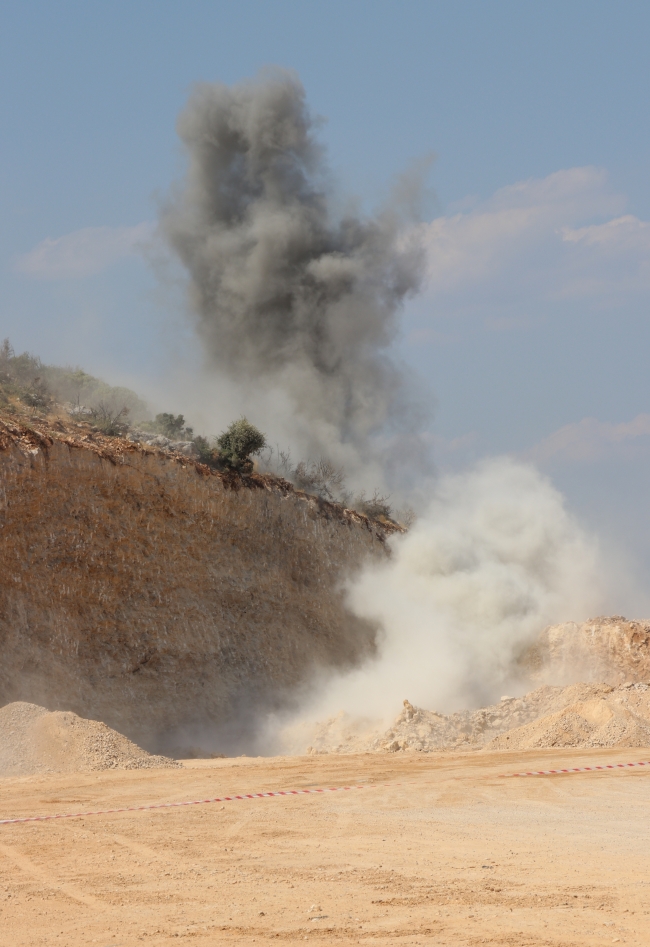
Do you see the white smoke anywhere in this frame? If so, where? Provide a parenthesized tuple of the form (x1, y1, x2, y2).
(280, 457, 603, 738)
(157, 71, 613, 753)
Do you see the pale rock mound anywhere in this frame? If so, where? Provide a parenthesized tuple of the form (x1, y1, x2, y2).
(0, 702, 180, 777)
(487, 682, 650, 751)
(305, 683, 650, 755)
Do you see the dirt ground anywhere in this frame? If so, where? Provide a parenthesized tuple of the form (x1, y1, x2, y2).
(0, 749, 648, 946)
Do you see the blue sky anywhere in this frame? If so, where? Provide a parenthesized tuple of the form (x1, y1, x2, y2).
(3, 1, 650, 576)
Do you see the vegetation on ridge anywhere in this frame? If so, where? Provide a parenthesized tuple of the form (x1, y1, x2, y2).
(216, 417, 267, 473)
(0, 338, 411, 526)
(0, 338, 149, 423)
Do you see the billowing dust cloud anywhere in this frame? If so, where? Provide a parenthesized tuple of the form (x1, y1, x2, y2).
(161, 71, 606, 747)
(161, 68, 430, 490)
(275, 458, 603, 749)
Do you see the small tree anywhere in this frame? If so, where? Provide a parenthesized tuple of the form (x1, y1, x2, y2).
(216, 417, 266, 473)
(89, 402, 130, 436)
(294, 458, 346, 502)
(354, 489, 393, 521)
(0, 338, 14, 367)
(21, 376, 51, 411)
(192, 435, 217, 466)
(395, 506, 416, 528)
(154, 413, 188, 439)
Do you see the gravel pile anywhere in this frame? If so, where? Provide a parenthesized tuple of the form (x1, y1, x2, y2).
(488, 681, 650, 751)
(0, 702, 180, 777)
(304, 681, 650, 754)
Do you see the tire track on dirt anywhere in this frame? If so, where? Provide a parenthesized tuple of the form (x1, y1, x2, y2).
(0, 842, 101, 906)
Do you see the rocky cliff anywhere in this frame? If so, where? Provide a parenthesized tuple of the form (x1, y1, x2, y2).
(0, 415, 397, 752)
(522, 616, 650, 685)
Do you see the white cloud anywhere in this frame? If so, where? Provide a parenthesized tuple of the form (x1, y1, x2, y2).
(561, 214, 650, 250)
(15, 222, 154, 279)
(419, 167, 650, 313)
(528, 414, 650, 466)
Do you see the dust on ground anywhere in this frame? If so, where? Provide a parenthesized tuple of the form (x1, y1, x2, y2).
(0, 702, 178, 777)
(302, 681, 650, 755)
(0, 749, 648, 946)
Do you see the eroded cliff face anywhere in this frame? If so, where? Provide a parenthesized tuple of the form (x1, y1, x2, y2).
(0, 418, 395, 752)
(521, 617, 650, 686)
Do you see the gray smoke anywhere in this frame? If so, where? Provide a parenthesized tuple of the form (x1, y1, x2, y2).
(161, 69, 430, 490)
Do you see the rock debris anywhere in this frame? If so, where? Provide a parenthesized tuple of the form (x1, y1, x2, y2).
(0, 702, 179, 777)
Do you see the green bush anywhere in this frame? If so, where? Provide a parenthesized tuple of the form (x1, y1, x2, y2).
(216, 418, 266, 473)
(192, 435, 219, 466)
(153, 413, 189, 438)
(0, 338, 150, 422)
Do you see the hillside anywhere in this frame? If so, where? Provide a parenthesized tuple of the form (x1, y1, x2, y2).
(2, 357, 650, 761)
(0, 410, 399, 754)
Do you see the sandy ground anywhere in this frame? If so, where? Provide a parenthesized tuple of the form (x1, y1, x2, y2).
(0, 749, 648, 946)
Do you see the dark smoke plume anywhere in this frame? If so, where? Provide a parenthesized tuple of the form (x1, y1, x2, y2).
(162, 69, 430, 486)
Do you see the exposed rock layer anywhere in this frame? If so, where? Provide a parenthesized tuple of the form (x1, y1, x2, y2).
(523, 616, 650, 685)
(0, 417, 395, 751)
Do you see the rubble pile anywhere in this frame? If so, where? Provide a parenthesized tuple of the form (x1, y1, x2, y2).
(0, 702, 180, 777)
(305, 681, 650, 755)
(489, 681, 650, 751)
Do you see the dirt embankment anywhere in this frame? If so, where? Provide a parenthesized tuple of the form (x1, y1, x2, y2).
(0, 415, 398, 753)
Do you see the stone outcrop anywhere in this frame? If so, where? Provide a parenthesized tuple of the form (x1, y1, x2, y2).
(521, 616, 650, 685)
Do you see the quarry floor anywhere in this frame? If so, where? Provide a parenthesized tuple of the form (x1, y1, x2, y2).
(0, 750, 648, 947)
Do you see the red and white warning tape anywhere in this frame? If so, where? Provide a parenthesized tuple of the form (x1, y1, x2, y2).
(500, 759, 650, 777)
(1, 758, 649, 827)
(0, 784, 366, 826)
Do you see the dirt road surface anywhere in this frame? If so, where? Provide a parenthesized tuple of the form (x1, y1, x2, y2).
(0, 749, 648, 946)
